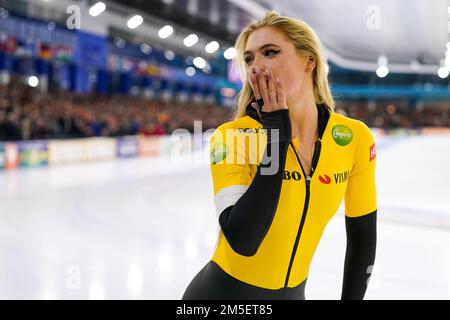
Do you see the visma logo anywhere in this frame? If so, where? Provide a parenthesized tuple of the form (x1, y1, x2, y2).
(319, 175, 331, 184)
(334, 170, 350, 184)
(319, 170, 350, 184)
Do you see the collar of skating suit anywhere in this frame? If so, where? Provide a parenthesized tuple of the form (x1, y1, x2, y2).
(245, 101, 331, 139)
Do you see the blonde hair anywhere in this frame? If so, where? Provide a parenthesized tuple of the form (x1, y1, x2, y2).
(233, 11, 335, 119)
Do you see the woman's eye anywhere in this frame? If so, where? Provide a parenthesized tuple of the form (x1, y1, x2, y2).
(244, 50, 280, 64)
(264, 49, 280, 56)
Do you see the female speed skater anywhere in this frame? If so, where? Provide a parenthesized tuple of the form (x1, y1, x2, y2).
(183, 11, 377, 300)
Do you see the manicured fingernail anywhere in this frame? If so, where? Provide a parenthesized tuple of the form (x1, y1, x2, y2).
(276, 77, 280, 83)
(255, 66, 259, 74)
(265, 69, 269, 76)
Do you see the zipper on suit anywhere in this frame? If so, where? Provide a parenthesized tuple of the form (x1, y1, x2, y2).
(283, 138, 322, 297)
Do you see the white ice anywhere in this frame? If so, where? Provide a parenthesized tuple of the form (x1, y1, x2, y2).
(1, 134, 450, 300)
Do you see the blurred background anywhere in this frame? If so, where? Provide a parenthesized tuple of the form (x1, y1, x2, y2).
(0, 0, 449, 300)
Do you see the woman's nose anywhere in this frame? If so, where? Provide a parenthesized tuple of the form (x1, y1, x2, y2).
(250, 64, 267, 74)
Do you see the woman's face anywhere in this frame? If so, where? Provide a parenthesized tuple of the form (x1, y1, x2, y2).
(243, 26, 315, 104)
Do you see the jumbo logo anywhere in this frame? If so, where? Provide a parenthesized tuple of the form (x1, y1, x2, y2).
(283, 170, 302, 181)
(332, 125, 353, 146)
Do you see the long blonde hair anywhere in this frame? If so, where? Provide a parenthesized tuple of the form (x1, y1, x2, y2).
(233, 11, 335, 119)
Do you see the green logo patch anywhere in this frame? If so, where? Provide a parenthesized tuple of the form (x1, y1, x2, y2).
(210, 143, 228, 164)
(332, 125, 353, 146)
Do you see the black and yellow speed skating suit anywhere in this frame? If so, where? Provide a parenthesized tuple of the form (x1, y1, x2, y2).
(183, 102, 377, 300)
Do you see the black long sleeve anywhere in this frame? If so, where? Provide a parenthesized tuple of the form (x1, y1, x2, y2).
(341, 210, 377, 300)
(218, 109, 292, 257)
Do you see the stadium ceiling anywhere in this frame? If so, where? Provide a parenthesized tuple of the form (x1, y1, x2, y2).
(255, 0, 449, 74)
(116, 0, 448, 74)
(111, 0, 250, 45)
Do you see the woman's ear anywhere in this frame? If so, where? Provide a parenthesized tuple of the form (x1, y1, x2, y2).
(305, 55, 316, 73)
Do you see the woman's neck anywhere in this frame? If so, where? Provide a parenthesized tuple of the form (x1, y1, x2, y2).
(287, 92, 318, 142)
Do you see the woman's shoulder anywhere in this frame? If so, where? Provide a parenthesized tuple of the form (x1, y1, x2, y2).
(330, 111, 372, 134)
(329, 111, 375, 151)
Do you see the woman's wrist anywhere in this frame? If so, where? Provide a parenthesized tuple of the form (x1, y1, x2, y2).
(261, 109, 292, 143)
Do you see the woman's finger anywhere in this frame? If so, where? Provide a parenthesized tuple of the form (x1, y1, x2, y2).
(258, 68, 270, 111)
(267, 69, 277, 106)
(276, 77, 287, 109)
(249, 71, 261, 100)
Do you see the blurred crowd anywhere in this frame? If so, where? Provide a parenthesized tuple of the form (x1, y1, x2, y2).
(335, 99, 450, 129)
(0, 81, 449, 142)
(0, 81, 233, 141)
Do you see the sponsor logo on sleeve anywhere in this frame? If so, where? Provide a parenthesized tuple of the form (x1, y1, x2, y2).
(210, 143, 228, 165)
(370, 143, 376, 161)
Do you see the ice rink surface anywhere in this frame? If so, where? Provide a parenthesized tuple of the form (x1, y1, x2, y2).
(1, 133, 450, 299)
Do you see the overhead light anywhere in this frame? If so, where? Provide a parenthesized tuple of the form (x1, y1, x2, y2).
(186, 67, 196, 77)
(158, 25, 174, 39)
(202, 63, 212, 74)
(47, 21, 55, 30)
(140, 43, 152, 54)
(376, 66, 389, 78)
(127, 15, 143, 29)
(0, 8, 8, 19)
(89, 2, 106, 17)
(27, 76, 39, 87)
(193, 57, 206, 69)
(205, 41, 219, 54)
(376, 55, 388, 78)
(223, 47, 236, 60)
(438, 66, 449, 79)
(184, 34, 198, 47)
(164, 50, 175, 61)
(114, 37, 125, 48)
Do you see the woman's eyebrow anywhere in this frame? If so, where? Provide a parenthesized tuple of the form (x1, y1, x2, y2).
(244, 44, 280, 56)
